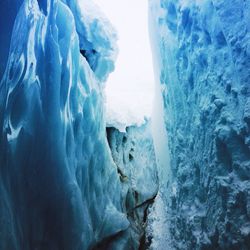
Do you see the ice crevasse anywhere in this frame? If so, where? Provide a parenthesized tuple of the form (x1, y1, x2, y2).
(0, 0, 129, 249)
(1, 0, 250, 249)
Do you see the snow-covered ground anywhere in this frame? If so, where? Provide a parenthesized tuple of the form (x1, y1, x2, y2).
(105, 88, 153, 132)
(147, 193, 173, 250)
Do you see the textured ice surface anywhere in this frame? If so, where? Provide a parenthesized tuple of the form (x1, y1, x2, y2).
(149, 0, 250, 249)
(146, 193, 172, 250)
(106, 121, 159, 249)
(0, 0, 128, 249)
(64, 0, 118, 82)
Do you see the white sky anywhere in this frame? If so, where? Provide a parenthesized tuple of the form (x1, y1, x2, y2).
(93, 0, 155, 123)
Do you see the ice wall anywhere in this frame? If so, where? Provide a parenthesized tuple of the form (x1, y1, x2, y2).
(0, 0, 23, 78)
(0, 0, 128, 249)
(149, 0, 250, 249)
(106, 122, 159, 249)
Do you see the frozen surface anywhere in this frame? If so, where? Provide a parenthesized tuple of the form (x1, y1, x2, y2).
(149, 0, 250, 249)
(0, 0, 128, 249)
(106, 121, 159, 249)
(70, 0, 118, 82)
(146, 193, 172, 250)
(105, 88, 153, 132)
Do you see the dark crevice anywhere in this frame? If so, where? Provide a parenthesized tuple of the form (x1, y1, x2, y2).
(128, 193, 157, 214)
(122, 136, 127, 144)
(37, 0, 47, 15)
(129, 153, 134, 161)
(138, 194, 158, 250)
(126, 192, 158, 250)
(105, 127, 113, 148)
(117, 166, 128, 182)
(91, 230, 125, 250)
(80, 49, 98, 71)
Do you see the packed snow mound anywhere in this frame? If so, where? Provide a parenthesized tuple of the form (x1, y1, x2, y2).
(0, 0, 128, 249)
(149, 0, 250, 249)
(105, 89, 153, 132)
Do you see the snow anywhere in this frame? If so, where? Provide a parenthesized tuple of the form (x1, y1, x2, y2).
(146, 193, 172, 250)
(105, 88, 153, 132)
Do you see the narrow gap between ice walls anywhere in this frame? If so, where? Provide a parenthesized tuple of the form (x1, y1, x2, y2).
(91, 0, 163, 249)
(0, 0, 163, 249)
(3, 0, 250, 250)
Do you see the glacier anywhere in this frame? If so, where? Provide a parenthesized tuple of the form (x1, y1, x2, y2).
(149, 0, 250, 249)
(1, 0, 250, 249)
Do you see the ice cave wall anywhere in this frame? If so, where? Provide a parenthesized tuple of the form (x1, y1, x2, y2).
(0, 0, 128, 249)
(149, 0, 250, 249)
(0, 0, 23, 78)
(106, 122, 159, 249)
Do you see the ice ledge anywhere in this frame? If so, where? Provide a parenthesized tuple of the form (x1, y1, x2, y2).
(63, 0, 118, 82)
(105, 89, 153, 132)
